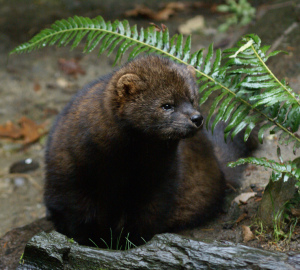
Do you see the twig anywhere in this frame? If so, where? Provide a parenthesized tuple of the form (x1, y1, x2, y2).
(257, 1, 296, 19)
(226, 182, 237, 192)
(270, 22, 299, 52)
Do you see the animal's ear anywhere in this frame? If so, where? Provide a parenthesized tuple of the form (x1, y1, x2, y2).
(116, 73, 143, 97)
(187, 65, 196, 78)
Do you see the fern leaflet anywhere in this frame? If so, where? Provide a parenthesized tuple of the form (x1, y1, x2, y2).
(228, 157, 300, 182)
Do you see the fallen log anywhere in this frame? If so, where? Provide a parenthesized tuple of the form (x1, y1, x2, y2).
(18, 231, 300, 270)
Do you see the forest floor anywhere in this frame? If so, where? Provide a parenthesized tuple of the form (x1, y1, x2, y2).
(0, 0, 299, 268)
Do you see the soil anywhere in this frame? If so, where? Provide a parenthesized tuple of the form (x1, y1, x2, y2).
(0, 0, 299, 268)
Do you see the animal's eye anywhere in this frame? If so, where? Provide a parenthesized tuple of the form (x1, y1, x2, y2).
(162, 104, 174, 111)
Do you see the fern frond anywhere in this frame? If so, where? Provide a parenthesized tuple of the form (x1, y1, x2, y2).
(229, 147, 300, 184)
(220, 34, 300, 151)
(228, 157, 300, 182)
(10, 17, 300, 151)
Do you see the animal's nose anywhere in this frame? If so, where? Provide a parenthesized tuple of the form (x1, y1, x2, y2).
(190, 114, 204, 128)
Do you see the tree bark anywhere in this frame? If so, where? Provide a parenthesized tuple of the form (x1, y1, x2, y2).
(18, 231, 300, 270)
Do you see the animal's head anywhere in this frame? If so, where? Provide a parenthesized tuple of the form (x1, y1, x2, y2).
(109, 56, 203, 140)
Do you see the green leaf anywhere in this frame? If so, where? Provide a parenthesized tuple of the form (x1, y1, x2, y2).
(203, 43, 213, 74)
(240, 81, 278, 89)
(286, 105, 300, 132)
(223, 100, 238, 122)
(277, 146, 283, 163)
(198, 82, 213, 94)
(114, 40, 134, 64)
(212, 49, 221, 75)
(249, 87, 282, 101)
(155, 31, 163, 49)
(231, 121, 247, 140)
(199, 85, 221, 105)
(107, 36, 124, 56)
(224, 104, 250, 133)
(162, 28, 170, 50)
(205, 92, 227, 129)
(71, 30, 89, 49)
(182, 35, 191, 62)
(194, 49, 204, 70)
(226, 57, 260, 67)
(258, 122, 274, 143)
(211, 95, 234, 133)
(261, 45, 271, 54)
(242, 74, 271, 83)
(90, 35, 108, 53)
(244, 121, 256, 141)
(228, 157, 300, 181)
(228, 66, 266, 74)
(175, 34, 183, 58)
(98, 35, 118, 55)
(266, 50, 287, 60)
(245, 34, 261, 46)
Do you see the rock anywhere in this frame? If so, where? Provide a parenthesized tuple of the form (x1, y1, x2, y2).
(257, 176, 297, 227)
(241, 225, 255, 243)
(257, 157, 300, 227)
(9, 158, 39, 173)
(178, 16, 205, 35)
(17, 231, 299, 270)
(0, 217, 53, 270)
(233, 192, 257, 205)
(13, 177, 26, 187)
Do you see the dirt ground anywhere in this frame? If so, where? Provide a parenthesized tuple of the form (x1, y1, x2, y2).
(0, 0, 299, 258)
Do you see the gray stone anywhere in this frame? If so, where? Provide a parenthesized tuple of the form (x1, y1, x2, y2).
(257, 157, 300, 227)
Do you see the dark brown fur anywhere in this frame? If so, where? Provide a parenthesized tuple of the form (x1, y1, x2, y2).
(44, 56, 229, 247)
